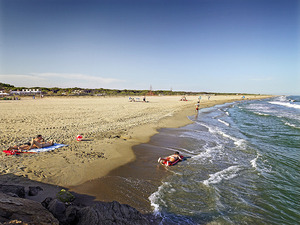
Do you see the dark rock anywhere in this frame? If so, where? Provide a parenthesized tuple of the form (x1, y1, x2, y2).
(47, 199, 66, 223)
(28, 186, 43, 196)
(77, 201, 151, 225)
(0, 192, 59, 224)
(65, 205, 80, 224)
(4, 193, 19, 198)
(41, 197, 53, 208)
(0, 185, 157, 225)
(0, 185, 25, 198)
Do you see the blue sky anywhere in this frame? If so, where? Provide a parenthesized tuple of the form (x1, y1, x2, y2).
(0, 0, 299, 94)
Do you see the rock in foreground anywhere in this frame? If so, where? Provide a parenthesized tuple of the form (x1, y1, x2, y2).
(0, 192, 59, 224)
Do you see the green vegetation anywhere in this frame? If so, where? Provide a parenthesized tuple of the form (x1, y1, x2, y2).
(0, 82, 255, 96)
(56, 189, 75, 203)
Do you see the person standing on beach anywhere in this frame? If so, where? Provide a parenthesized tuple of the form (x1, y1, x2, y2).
(195, 101, 200, 112)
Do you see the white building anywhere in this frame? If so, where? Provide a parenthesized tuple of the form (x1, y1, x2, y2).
(0, 90, 10, 97)
(10, 89, 41, 95)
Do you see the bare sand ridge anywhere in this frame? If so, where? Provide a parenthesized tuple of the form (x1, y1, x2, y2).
(0, 95, 271, 187)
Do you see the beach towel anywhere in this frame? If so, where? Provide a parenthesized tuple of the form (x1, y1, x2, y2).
(2, 143, 67, 156)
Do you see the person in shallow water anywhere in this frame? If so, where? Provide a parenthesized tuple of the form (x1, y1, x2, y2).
(158, 151, 182, 164)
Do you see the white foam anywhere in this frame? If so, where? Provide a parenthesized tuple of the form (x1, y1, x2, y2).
(203, 165, 241, 186)
(198, 122, 245, 147)
(192, 148, 213, 160)
(149, 182, 168, 216)
(216, 129, 245, 147)
(250, 156, 258, 169)
(278, 96, 287, 102)
(253, 112, 270, 116)
(284, 122, 300, 129)
(197, 122, 214, 133)
(226, 111, 229, 116)
(218, 119, 230, 126)
(269, 101, 300, 109)
(192, 144, 224, 161)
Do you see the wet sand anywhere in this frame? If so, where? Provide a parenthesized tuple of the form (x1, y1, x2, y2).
(70, 133, 174, 213)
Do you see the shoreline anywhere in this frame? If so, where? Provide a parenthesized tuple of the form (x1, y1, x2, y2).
(0, 95, 272, 190)
(69, 95, 274, 213)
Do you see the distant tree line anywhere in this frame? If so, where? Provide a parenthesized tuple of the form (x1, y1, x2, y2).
(0, 82, 253, 96)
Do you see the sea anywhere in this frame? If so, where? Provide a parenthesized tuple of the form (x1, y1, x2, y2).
(148, 96, 300, 224)
(73, 96, 300, 225)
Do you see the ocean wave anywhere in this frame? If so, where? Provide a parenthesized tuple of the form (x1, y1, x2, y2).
(250, 157, 258, 169)
(278, 96, 287, 102)
(192, 145, 218, 159)
(269, 101, 300, 109)
(203, 165, 241, 186)
(244, 104, 274, 115)
(253, 112, 270, 116)
(250, 152, 262, 170)
(215, 128, 245, 147)
(284, 122, 300, 129)
(198, 122, 245, 147)
(149, 182, 169, 216)
(218, 119, 230, 126)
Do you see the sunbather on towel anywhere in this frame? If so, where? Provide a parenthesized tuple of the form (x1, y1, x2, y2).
(31, 135, 54, 148)
(7, 142, 37, 152)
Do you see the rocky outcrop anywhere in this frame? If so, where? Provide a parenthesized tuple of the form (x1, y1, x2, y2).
(76, 201, 151, 225)
(42, 198, 155, 225)
(0, 192, 59, 224)
(0, 185, 25, 198)
(0, 185, 159, 225)
(28, 186, 43, 196)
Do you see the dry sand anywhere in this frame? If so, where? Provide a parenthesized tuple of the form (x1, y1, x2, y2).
(0, 95, 271, 188)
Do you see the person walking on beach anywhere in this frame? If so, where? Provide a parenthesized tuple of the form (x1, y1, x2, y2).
(195, 101, 200, 112)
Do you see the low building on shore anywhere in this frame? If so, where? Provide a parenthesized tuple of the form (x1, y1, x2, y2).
(0, 90, 10, 97)
(10, 89, 42, 95)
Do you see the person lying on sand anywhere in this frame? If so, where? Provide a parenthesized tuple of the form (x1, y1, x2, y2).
(7, 142, 35, 152)
(7, 135, 53, 152)
(158, 151, 182, 164)
(31, 135, 54, 148)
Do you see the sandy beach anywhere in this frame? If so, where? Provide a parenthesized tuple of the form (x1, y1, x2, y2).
(0, 95, 271, 189)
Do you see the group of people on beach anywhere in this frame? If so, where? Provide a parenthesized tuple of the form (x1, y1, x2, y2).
(7, 135, 54, 152)
(128, 96, 147, 102)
